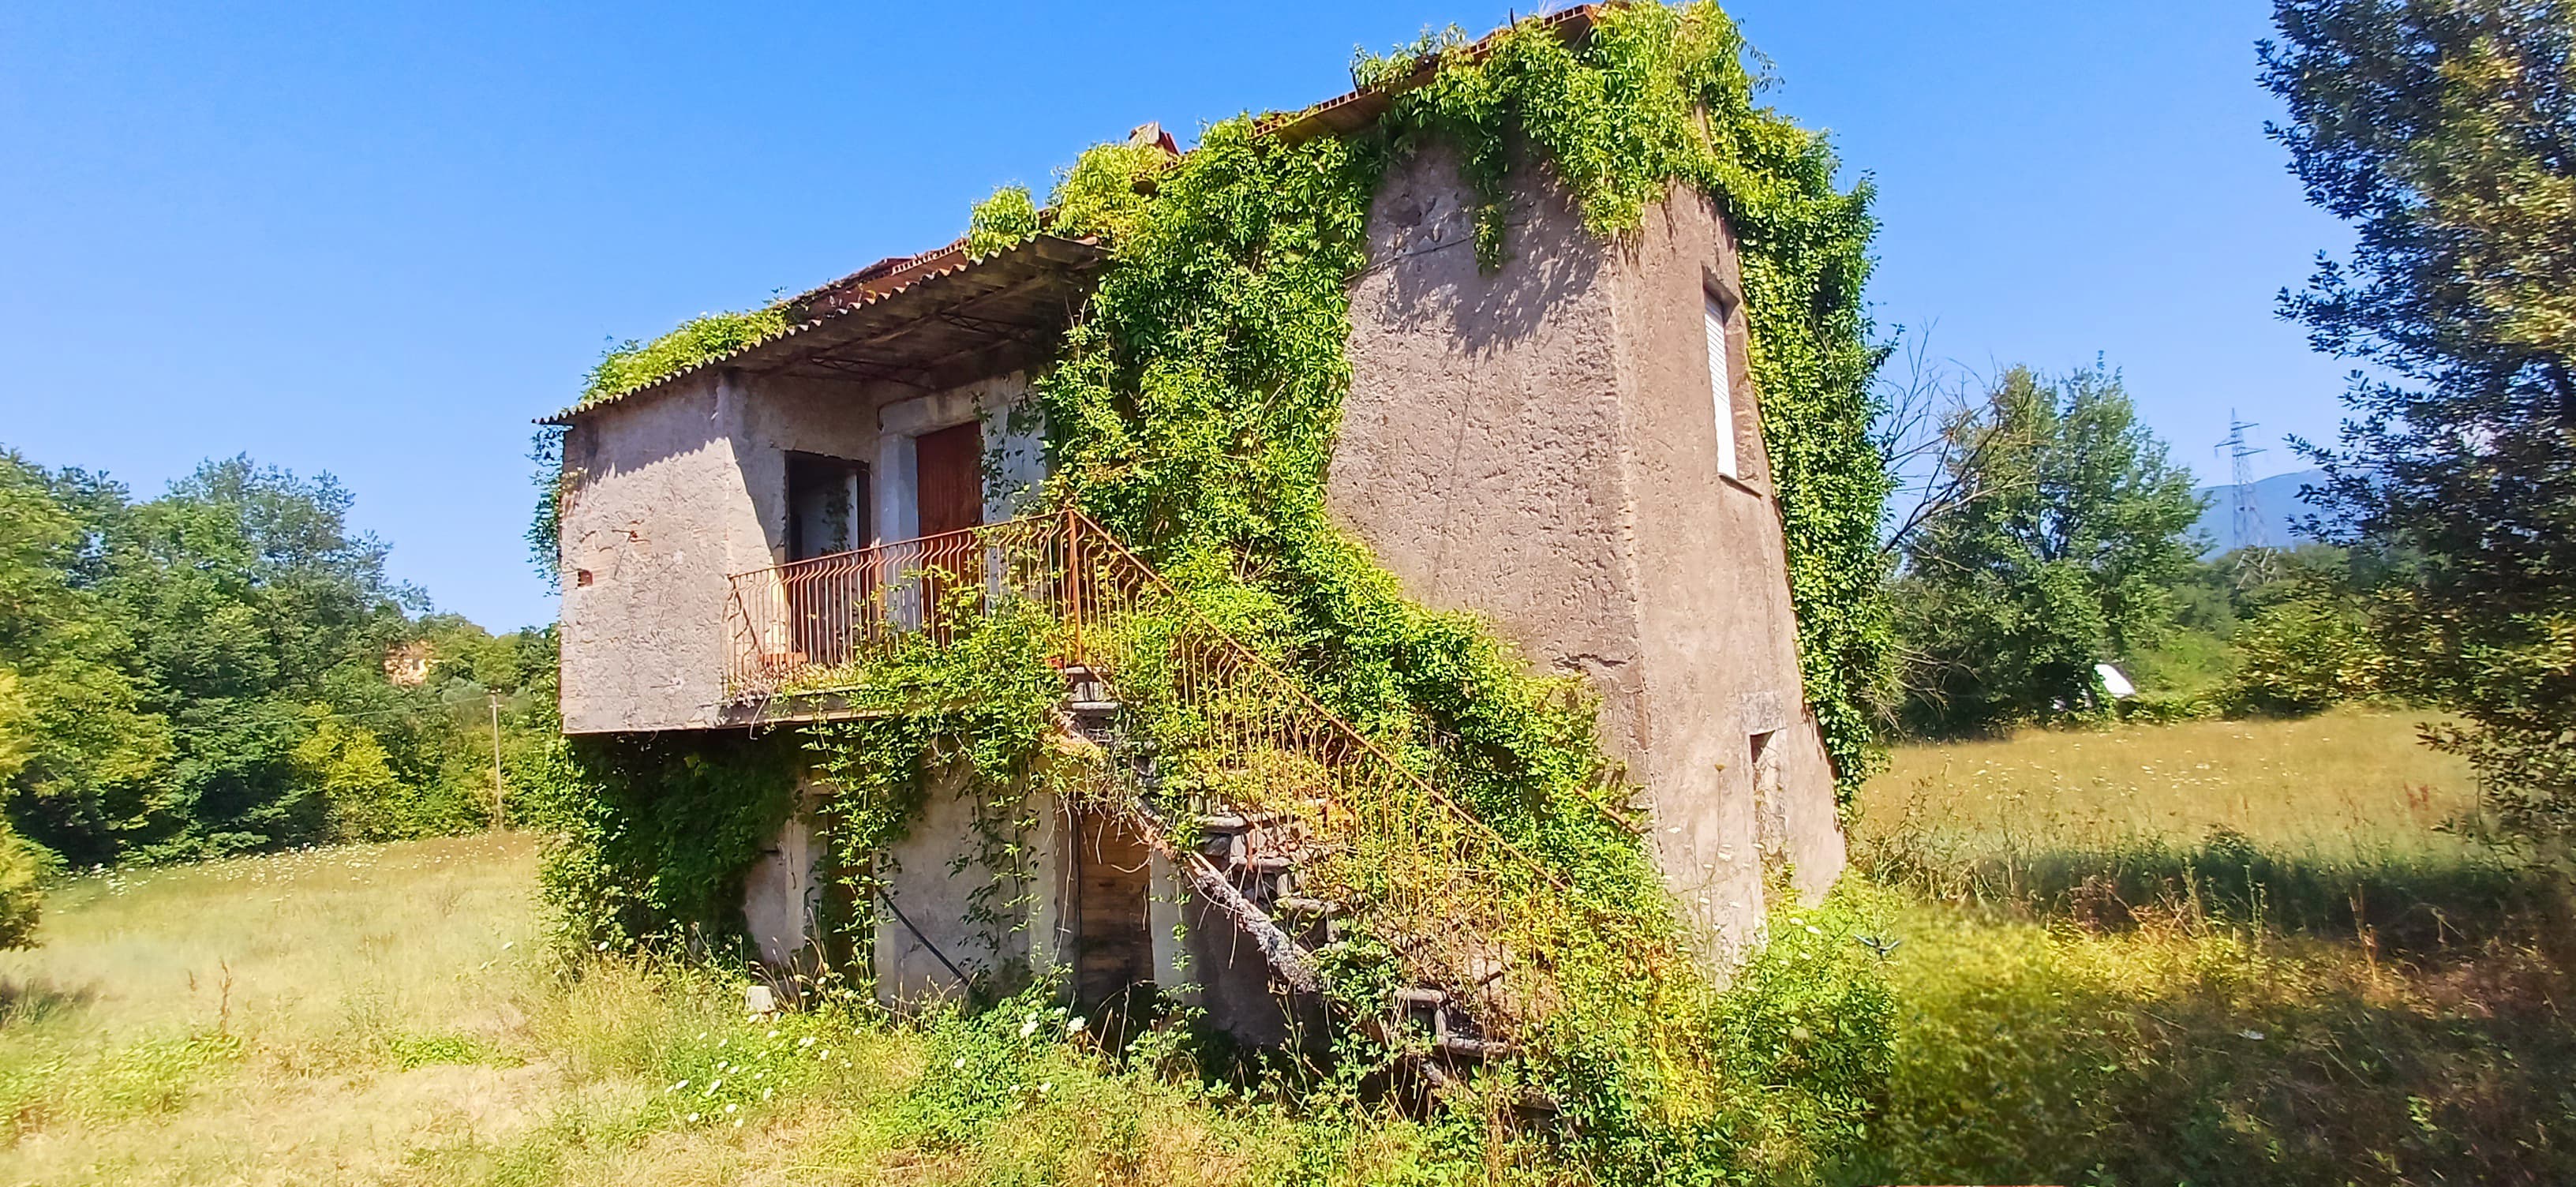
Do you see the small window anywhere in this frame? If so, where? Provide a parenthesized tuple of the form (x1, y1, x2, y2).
(1703, 292, 1740, 479)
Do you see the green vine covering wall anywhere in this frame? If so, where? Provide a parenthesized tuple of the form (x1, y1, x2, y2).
(536, 2, 1899, 1178)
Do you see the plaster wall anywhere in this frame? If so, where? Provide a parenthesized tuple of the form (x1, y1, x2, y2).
(1331, 144, 1845, 960)
(872, 764, 1058, 1006)
(557, 373, 762, 735)
(743, 778, 828, 968)
(559, 366, 1035, 734)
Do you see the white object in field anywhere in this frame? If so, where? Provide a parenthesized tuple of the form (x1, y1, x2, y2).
(2095, 663, 2136, 699)
(744, 984, 777, 1017)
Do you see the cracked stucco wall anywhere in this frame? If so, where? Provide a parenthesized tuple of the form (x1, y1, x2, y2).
(1332, 144, 1847, 962)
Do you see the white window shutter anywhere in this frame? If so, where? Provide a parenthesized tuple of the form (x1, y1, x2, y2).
(1704, 293, 1739, 478)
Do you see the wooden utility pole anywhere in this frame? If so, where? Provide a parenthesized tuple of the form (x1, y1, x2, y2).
(488, 691, 507, 831)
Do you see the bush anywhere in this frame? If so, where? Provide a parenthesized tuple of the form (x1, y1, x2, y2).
(0, 818, 39, 949)
(2225, 592, 2387, 717)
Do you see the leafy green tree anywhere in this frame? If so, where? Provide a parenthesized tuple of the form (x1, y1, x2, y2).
(1894, 365, 2207, 734)
(2264, 0, 2576, 848)
(0, 452, 170, 863)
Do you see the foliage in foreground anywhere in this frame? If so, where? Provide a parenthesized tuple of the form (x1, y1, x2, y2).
(1839, 902, 2576, 1187)
(2263, 0, 2576, 855)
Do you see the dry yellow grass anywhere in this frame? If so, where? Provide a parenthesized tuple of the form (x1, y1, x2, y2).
(1858, 705, 2479, 857)
(0, 833, 1442, 1186)
(0, 833, 559, 1184)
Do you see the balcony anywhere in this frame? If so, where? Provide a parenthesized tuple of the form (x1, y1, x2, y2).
(721, 510, 1107, 713)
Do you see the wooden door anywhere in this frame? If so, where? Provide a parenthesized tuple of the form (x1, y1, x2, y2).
(914, 423, 983, 537)
(912, 424, 983, 635)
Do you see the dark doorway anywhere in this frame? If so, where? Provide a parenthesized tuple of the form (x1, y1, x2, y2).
(1072, 811, 1156, 1017)
(913, 422, 983, 538)
(786, 453, 867, 562)
(785, 453, 867, 667)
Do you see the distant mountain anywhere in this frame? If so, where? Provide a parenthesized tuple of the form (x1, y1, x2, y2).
(2190, 468, 2338, 556)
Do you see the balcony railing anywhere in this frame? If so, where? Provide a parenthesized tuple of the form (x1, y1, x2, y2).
(723, 511, 1096, 701)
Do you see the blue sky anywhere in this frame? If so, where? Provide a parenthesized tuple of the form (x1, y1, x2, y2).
(1, 2, 2352, 630)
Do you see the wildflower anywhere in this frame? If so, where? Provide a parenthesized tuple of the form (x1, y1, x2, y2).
(953, 1056, 967, 1069)
(797, 1035, 816, 1048)
(1020, 1015, 1041, 1038)
(668, 1080, 689, 1093)
(1067, 1016, 1087, 1035)
(724, 1103, 738, 1114)
(687, 1112, 701, 1122)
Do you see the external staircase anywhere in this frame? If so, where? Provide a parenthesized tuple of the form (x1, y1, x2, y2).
(723, 509, 1573, 1073)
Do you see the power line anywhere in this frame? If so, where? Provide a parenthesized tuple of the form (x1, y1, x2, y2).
(2216, 410, 2268, 553)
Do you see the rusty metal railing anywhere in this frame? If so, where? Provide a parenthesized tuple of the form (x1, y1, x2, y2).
(724, 512, 1095, 700)
(722, 508, 1679, 1040)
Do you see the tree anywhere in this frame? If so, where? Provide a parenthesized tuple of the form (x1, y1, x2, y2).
(2263, 0, 2576, 849)
(0, 452, 171, 863)
(1893, 365, 2207, 734)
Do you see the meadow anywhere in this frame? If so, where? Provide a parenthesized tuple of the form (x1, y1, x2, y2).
(1843, 706, 2576, 1186)
(0, 707, 2567, 1185)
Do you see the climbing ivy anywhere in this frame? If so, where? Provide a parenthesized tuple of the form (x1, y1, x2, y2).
(1002, 2, 1893, 1174)
(537, 2, 1897, 1177)
(575, 306, 792, 410)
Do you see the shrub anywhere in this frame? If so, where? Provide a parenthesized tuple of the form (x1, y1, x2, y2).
(0, 817, 40, 949)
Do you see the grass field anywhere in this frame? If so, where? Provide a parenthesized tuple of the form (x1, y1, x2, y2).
(1842, 706, 2576, 1186)
(1, 709, 2569, 1185)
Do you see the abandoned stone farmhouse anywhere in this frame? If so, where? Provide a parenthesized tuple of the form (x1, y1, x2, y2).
(547, 6, 1847, 1048)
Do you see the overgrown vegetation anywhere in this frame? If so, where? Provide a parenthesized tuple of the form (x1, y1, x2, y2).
(2263, 0, 2576, 859)
(6, 713, 2565, 1184)
(536, 3, 1900, 1178)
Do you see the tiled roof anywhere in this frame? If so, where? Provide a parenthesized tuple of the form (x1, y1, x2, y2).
(543, 234, 1107, 424)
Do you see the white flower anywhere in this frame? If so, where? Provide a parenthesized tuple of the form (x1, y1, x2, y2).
(668, 1080, 688, 1093)
(1019, 1016, 1041, 1038)
(1067, 1016, 1087, 1034)
(797, 1035, 816, 1048)
(724, 1103, 738, 1114)
(687, 1112, 701, 1123)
